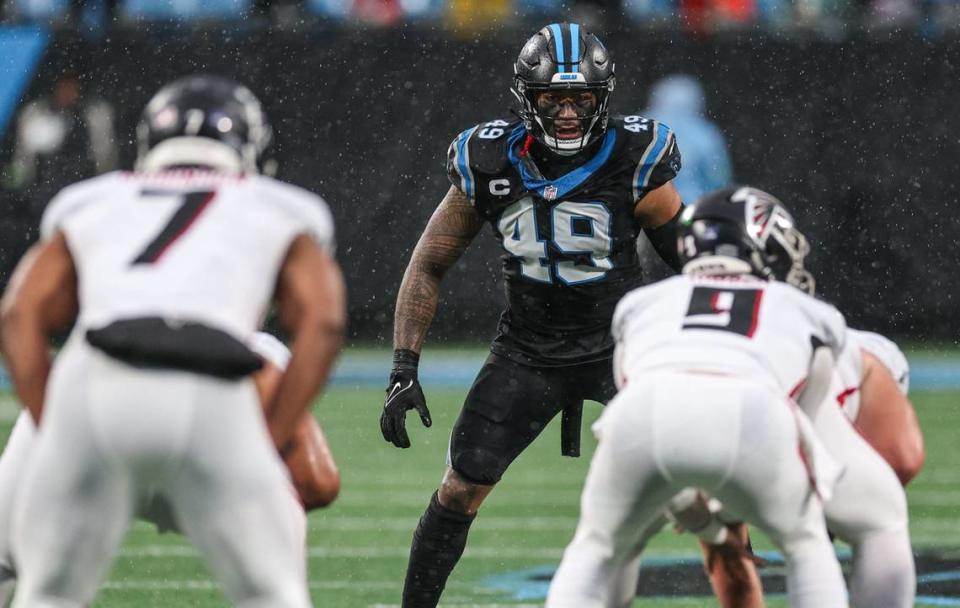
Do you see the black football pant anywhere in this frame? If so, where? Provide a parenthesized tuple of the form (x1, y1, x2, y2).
(401, 352, 615, 607)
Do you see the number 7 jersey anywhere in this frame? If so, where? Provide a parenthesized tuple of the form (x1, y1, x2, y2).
(39, 170, 335, 342)
(446, 116, 681, 366)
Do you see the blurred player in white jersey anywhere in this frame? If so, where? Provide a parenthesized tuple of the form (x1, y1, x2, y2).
(0, 331, 342, 605)
(546, 186, 849, 608)
(0, 75, 346, 608)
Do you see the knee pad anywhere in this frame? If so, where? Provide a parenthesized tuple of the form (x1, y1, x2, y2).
(451, 447, 506, 486)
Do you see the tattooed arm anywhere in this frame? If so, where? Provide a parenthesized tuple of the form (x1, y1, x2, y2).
(393, 185, 484, 353)
(380, 186, 483, 448)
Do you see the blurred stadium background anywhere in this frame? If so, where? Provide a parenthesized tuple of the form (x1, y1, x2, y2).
(0, 0, 959, 606)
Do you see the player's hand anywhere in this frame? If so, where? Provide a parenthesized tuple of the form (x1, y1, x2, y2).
(380, 349, 432, 448)
(704, 523, 769, 571)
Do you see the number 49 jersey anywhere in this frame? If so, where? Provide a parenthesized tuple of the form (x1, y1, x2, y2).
(612, 274, 847, 395)
(447, 116, 681, 367)
(40, 170, 334, 341)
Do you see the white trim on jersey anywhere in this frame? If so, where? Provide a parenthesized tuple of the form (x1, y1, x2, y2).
(631, 122, 674, 202)
(451, 127, 478, 201)
(850, 329, 910, 395)
(137, 137, 247, 174)
(248, 332, 291, 371)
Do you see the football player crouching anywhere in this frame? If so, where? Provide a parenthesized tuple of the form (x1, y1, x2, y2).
(697, 327, 921, 608)
(0, 74, 345, 607)
(547, 186, 849, 608)
(0, 331, 340, 603)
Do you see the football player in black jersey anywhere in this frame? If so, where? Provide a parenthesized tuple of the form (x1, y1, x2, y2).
(379, 23, 685, 607)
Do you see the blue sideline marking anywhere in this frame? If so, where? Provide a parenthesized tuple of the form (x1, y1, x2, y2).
(477, 550, 844, 600)
(0, 26, 49, 138)
(0, 353, 957, 391)
(335, 355, 960, 390)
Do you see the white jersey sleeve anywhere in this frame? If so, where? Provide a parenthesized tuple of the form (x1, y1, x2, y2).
(248, 332, 291, 371)
(40, 172, 124, 241)
(251, 176, 336, 256)
(850, 329, 909, 395)
(803, 296, 847, 360)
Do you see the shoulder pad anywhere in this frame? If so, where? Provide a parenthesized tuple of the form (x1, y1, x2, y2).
(611, 115, 682, 201)
(40, 172, 125, 241)
(446, 119, 516, 202)
(252, 176, 336, 255)
(612, 275, 685, 339)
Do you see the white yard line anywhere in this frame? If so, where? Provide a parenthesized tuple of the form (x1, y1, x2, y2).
(912, 469, 960, 484)
(335, 489, 580, 505)
(908, 491, 960, 507)
(102, 579, 401, 591)
(344, 476, 586, 488)
(101, 578, 543, 606)
(370, 605, 542, 607)
(307, 515, 577, 532)
(118, 545, 566, 559)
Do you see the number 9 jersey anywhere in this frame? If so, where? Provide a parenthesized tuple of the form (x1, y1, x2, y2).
(446, 116, 681, 367)
(612, 274, 847, 396)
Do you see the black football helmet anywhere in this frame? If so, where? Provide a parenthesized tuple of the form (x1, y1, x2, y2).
(678, 186, 815, 294)
(136, 75, 271, 174)
(512, 23, 615, 156)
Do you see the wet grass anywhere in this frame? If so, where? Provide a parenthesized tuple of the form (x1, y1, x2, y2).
(3, 379, 957, 606)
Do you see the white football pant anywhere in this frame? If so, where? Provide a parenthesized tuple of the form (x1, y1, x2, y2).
(9, 338, 310, 608)
(812, 394, 915, 607)
(546, 371, 848, 608)
(0, 412, 34, 605)
(604, 386, 916, 608)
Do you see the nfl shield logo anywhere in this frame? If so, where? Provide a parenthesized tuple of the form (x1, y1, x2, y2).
(543, 185, 558, 201)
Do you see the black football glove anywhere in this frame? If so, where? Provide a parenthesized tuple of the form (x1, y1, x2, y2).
(380, 349, 432, 448)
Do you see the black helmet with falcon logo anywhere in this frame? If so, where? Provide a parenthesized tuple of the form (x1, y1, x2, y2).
(678, 186, 815, 295)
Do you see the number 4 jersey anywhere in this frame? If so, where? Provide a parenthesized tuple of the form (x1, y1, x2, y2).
(612, 274, 847, 396)
(39, 170, 335, 341)
(447, 116, 681, 367)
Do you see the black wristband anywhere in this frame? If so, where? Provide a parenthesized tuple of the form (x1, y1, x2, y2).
(392, 348, 420, 375)
(646, 206, 685, 272)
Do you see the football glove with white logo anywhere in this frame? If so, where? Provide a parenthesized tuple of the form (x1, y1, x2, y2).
(380, 349, 432, 448)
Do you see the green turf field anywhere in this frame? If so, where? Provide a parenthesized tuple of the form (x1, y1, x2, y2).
(2, 357, 958, 606)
